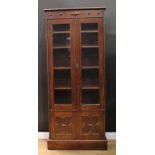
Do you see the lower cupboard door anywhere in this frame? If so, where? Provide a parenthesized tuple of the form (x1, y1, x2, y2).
(78, 111, 105, 140)
(50, 112, 77, 140)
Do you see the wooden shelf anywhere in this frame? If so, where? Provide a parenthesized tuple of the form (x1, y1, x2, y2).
(81, 103, 99, 105)
(54, 67, 71, 70)
(81, 45, 99, 48)
(54, 87, 71, 90)
(53, 46, 70, 49)
(53, 31, 70, 34)
(82, 66, 99, 69)
(82, 86, 99, 90)
(81, 30, 98, 33)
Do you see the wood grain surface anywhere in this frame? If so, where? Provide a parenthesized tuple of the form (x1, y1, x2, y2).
(38, 139, 116, 155)
(45, 8, 107, 149)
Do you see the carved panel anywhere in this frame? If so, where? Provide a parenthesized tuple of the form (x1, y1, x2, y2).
(46, 10, 104, 19)
(52, 112, 74, 140)
(82, 116, 100, 136)
(80, 112, 104, 140)
(55, 116, 72, 135)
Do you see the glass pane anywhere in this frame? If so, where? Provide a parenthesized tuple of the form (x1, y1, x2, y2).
(54, 48, 70, 67)
(53, 33, 70, 47)
(82, 69, 99, 87)
(82, 48, 99, 67)
(81, 33, 98, 46)
(54, 90, 71, 104)
(81, 23, 98, 31)
(82, 90, 99, 104)
(52, 24, 72, 104)
(54, 70, 71, 88)
(53, 24, 70, 32)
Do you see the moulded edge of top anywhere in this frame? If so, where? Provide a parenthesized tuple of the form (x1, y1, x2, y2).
(44, 7, 106, 12)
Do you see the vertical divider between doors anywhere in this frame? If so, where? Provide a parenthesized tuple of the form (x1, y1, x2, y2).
(75, 19, 82, 112)
(71, 19, 76, 110)
(71, 19, 75, 110)
(75, 19, 82, 139)
(72, 19, 78, 139)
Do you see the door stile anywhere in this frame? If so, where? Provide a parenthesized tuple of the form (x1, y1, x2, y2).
(47, 20, 54, 110)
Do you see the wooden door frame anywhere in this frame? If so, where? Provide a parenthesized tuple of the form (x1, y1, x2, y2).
(47, 19, 77, 111)
(75, 18, 105, 111)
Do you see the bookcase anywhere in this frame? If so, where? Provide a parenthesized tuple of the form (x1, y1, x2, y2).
(44, 7, 107, 150)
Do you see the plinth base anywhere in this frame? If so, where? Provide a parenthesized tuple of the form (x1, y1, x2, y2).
(48, 139, 107, 150)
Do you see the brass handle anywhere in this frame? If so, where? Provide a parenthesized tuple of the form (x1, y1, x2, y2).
(70, 11, 80, 16)
(59, 12, 63, 16)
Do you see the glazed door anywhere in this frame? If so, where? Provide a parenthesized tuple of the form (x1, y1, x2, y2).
(76, 18, 105, 110)
(47, 19, 76, 110)
(48, 18, 104, 110)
